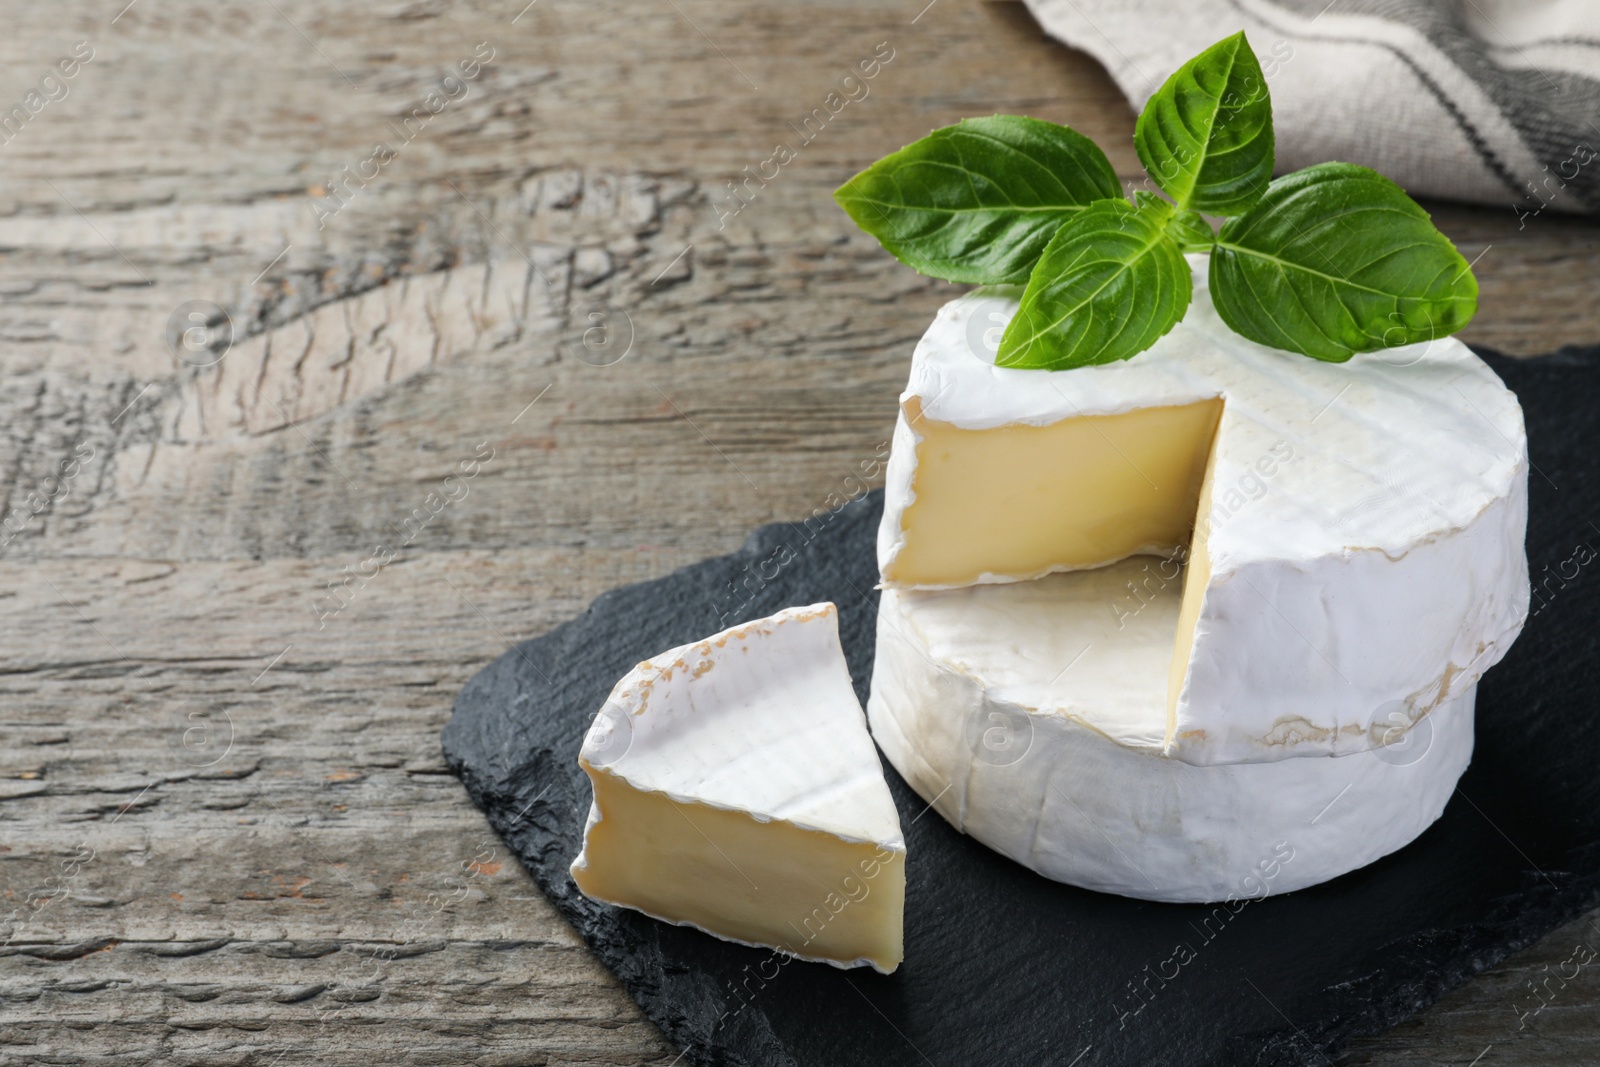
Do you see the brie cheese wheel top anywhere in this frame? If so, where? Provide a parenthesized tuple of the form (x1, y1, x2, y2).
(878, 259, 1529, 765)
(572, 603, 906, 972)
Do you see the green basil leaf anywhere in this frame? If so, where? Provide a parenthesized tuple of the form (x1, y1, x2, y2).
(1210, 162, 1478, 362)
(834, 115, 1122, 284)
(1135, 31, 1274, 215)
(996, 198, 1192, 369)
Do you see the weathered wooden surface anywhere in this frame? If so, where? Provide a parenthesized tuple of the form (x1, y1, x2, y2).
(1, 2, 1596, 1064)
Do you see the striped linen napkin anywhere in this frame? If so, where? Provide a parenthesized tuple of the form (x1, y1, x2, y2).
(1021, 0, 1600, 222)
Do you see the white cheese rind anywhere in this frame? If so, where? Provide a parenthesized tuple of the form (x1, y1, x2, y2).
(867, 575, 1475, 902)
(574, 603, 904, 849)
(1174, 490, 1524, 764)
(880, 261, 1529, 765)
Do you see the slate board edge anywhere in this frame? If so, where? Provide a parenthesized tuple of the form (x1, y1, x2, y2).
(442, 344, 1600, 1067)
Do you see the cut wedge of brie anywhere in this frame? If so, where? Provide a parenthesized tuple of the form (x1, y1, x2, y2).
(878, 261, 1529, 766)
(868, 564, 1476, 902)
(571, 603, 906, 973)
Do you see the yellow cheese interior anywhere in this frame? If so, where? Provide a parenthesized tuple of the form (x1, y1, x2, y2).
(1166, 429, 1220, 744)
(887, 398, 1223, 588)
(891, 396, 1224, 746)
(574, 765, 905, 972)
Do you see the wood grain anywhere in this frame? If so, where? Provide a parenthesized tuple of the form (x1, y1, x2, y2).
(1, 2, 1595, 1064)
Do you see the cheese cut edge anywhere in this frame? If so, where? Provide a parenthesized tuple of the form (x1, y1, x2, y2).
(883, 397, 1222, 590)
(571, 778, 906, 973)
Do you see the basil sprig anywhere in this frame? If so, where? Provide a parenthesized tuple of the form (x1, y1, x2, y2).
(1211, 163, 1478, 359)
(834, 115, 1121, 284)
(998, 197, 1191, 368)
(834, 31, 1478, 368)
(1135, 31, 1274, 217)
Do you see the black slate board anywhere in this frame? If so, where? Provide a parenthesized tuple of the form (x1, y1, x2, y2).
(443, 347, 1600, 1067)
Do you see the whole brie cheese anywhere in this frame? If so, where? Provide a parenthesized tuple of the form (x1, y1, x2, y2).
(571, 603, 906, 973)
(878, 261, 1529, 766)
(868, 562, 1477, 902)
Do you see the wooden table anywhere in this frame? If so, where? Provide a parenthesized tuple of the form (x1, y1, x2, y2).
(2, 2, 1595, 1063)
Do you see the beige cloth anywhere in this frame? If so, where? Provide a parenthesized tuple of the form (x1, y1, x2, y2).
(1021, 0, 1600, 219)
